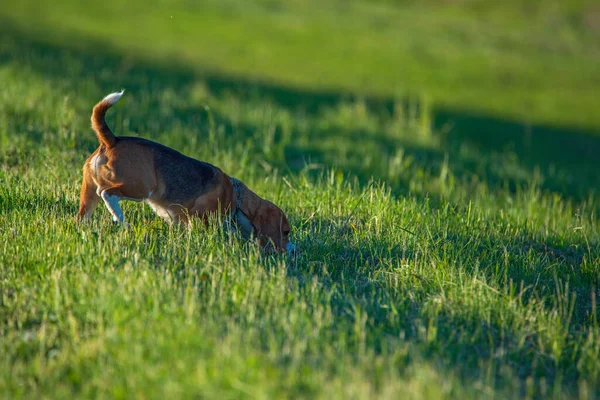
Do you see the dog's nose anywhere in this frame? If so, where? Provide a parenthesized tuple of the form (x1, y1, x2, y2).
(286, 241, 298, 256)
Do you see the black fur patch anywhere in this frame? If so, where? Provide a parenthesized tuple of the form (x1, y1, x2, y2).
(123, 137, 219, 203)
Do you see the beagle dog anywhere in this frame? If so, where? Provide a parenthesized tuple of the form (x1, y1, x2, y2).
(77, 91, 294, 255)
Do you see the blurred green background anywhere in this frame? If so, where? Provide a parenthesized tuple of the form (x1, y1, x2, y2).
(3, 0, 600, 128)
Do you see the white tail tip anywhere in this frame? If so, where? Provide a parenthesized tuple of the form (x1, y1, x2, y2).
(103, 89, 125, 105)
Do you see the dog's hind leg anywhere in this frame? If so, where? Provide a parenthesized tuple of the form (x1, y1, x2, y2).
(77, 166, 101, 220)
(100, 188, 127, 224)
(100, 187, 146, 227)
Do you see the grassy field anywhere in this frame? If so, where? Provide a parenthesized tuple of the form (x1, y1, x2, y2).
(1, 0, 600, 398)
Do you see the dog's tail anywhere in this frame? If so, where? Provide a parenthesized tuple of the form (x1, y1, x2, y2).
(91, 90, 124, 148)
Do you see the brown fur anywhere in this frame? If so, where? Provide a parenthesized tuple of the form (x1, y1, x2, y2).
(77, 92, 291, 253)
(91, 97, 117, 147)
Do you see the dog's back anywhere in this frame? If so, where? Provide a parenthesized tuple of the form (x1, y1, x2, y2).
(117, 137, 221, 204)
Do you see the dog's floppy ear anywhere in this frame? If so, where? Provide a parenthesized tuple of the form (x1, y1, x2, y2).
(250, 202, 291, 252)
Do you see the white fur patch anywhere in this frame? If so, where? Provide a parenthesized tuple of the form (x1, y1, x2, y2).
(101, 190, 125, 223)
(103, 89, 125, 105)
(90, 153, 107, 174)
(146, 200, 175, 223)
(234, 210, 255, 238)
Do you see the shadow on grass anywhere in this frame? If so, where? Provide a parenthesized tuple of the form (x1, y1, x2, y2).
(288, 216, 598, 397)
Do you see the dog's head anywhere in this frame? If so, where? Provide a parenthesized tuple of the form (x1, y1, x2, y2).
(250, 200, 294, 255)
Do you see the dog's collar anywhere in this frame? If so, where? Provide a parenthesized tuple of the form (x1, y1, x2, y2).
(229, 177, 254, 238)
(230, 177, 243, 211)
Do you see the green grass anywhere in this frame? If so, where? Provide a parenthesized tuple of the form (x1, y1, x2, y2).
(1, 0, 600, 398)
